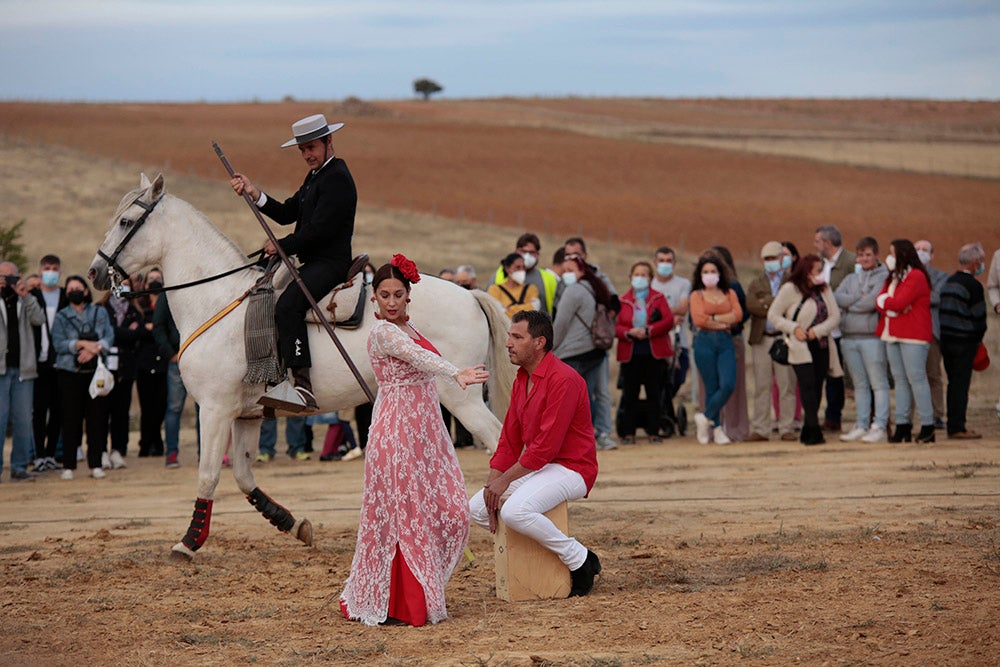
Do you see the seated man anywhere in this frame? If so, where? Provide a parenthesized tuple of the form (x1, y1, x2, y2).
(469, 310, 601, 597)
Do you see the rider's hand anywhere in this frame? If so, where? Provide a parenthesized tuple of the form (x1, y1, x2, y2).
(230, 174, 259, 201)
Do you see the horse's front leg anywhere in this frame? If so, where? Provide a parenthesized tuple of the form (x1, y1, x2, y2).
(231, 417, 313, 547)
(170, 406, 233, 561)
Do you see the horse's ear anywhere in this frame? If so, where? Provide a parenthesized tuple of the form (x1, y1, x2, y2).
(139, 173, 151, 189)
(150, 173, 165, 201)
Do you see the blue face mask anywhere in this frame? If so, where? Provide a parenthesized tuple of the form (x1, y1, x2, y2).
(41, 270, 60, 288)
(656, 262, 674, 278)
(854, 263, 863, 274)
(975, 262, 985, 276)
(764, 260, 781, 274)
(631, 276, 650, 291)
(781, 255, 793, 270)
(562, 272, 578, 286)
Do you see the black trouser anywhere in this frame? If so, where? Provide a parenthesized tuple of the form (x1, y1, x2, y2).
(941, 337, 977, 434)
(107, 375, 135, 456)
(58, 370, 110, 471)
(136, 371, 167, 456)
(824, 337, 844, 423)
(276, 260, 343, 369)
(354, 402, 373, 449)
(621, 355, 665, 437)
(33, 362, 61, 459)
(794, 341, 830, 432)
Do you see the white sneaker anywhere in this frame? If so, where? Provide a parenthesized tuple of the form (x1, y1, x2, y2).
(109, 450, 127, 469)
(861, 426, 887, 443)
(713, 426, 731, 445)
(694, 413, 711, 444)
(101, 451, 111, 469)
(840, 426, 868, 442)
(340, 447, 364, 461)
(90, 467, 106, 479)
(61, 469, 74, 480)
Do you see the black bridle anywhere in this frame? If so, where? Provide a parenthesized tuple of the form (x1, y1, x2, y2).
(97, 194, 160, 285)
(97, 192, 262, 298)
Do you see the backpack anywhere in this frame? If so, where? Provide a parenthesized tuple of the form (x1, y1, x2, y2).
(575, 303, 616, 351)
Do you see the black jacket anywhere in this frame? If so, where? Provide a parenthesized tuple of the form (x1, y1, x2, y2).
(31, 286, 68, 367)
(104, 299, 143, 380)
(260, 157, 356, 280)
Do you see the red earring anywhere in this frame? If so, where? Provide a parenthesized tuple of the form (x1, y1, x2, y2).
(406, 297, 411, 303)
(370, 296, 376, 303)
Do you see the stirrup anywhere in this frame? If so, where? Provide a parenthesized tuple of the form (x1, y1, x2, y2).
(258, 380, 307, 413)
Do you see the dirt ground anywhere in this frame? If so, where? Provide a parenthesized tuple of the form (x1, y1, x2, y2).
(2, 421, 999, 666)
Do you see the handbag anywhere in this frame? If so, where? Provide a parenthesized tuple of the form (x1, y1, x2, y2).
(768, 295, 810, 366)
(89, 356, 115, 398)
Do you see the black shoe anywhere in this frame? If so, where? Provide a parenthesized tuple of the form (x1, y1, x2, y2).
(889, 423, 912, 443)
(10, 469, 36, 481)
(799, 424, 826, 446)
(934, 418, 946, 430)
(569, 550, 602, 597)
(915, 425, 936, 443)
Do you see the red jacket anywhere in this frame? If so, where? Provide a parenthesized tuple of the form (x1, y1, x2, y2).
(875, 269, 932, 342)
(615, 289, 674, 363)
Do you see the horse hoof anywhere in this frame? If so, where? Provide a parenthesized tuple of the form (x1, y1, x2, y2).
(295, 518, 314, 546)
(169, 543, 195, 563)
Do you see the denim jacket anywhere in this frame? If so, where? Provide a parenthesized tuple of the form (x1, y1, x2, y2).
(50, 304, 114, 373)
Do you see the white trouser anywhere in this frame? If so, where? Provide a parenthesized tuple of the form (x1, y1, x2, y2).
(469, 463, 588, 570)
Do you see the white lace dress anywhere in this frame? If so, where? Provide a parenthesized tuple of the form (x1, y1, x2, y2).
(340, 320, 471, 625)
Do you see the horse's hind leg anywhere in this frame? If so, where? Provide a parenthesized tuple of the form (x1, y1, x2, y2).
(231, 416, 313, 547)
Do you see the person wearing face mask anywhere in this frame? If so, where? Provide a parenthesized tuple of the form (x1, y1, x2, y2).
(615, 261, 674, 444)
(133, 269, 168, 459)
(98, 278, 143, 467)
(554, 255, 617, 450)
(767, 254, 843, 446)
(938, 242, 989, 439)
(0, 262, 45, 481)
(29, 254, 68, 472)
(490, 233, 558, 314)
(650, 245, 692, 433)
(875, 239, 935, 443)
(746, 241, 798, 442)
(834, 237, 890, 443)
(913, 240, 949, 430)
(689, 255, 743, 445)
(487, 253, 541, 318)
(51, 275, 114, 479)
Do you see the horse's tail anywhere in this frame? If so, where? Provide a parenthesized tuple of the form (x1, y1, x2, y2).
(471, 290, 516, 421)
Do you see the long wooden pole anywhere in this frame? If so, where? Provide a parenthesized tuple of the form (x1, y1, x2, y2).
(213, 141, 375, 404)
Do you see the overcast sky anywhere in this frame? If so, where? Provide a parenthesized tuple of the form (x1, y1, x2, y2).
(2, 0, 998, 102)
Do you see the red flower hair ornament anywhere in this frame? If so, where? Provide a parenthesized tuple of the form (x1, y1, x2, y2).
(390, 254, 421, 284)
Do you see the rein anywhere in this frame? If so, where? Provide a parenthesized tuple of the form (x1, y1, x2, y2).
(124, 251, 264, 299)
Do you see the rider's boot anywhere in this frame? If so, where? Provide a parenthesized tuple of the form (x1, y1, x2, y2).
(291, 367, 319, 411)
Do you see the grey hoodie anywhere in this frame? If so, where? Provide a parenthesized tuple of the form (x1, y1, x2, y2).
(834, 263, 889, 337)
(553, 281, 597, 359)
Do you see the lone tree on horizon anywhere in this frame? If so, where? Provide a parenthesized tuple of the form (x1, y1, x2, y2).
(413, 78, 443, 100)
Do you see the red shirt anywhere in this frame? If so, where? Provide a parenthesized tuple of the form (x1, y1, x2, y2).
(490, 352, 599, 494)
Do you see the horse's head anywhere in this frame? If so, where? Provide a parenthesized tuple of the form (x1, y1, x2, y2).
(89, 172, 167, 290)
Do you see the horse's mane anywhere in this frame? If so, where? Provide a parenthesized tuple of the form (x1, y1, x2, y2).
(164, 195, 247, 263)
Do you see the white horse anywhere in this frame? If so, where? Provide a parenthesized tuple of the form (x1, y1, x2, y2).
(89, 173, 515, 561)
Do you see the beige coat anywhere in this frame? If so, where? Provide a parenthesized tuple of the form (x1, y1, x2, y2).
(767, 282, 843, 377)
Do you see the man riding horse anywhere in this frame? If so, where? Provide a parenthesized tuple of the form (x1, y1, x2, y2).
(230, 114, 357, 410)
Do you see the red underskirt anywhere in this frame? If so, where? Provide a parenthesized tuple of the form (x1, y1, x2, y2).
(341, 544, 427, 627)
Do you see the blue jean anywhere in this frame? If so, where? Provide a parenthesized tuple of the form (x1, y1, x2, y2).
(164, 361, 186, 458)
(693, 330, 736, 426)
(0, 368, 34, 474)
(259, 416, 307, 457)
(840, 337, 890, 430)
(563, 352, 612, 438)
(886, 341, 933, 426)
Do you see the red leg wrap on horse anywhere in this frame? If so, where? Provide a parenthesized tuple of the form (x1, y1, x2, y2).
(181, 498, 214, 552)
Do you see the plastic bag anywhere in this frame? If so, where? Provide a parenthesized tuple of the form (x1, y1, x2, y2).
(89, 356, 115, 398)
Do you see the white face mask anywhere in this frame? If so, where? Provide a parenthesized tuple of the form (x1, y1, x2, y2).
(854, 263, 863, 274)
(701, 273, 720, 288)
(509, 270, 526, 285)
(562, 272, 578, 286)
(916, 249, 931, 266)
(812, 274, 827, 286)
(656, 262, 674, 278)
(521, 253, 538, 270)
(885, 255, 897, 272)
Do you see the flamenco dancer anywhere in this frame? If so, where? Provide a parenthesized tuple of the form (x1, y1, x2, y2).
(340, 254, 489, 626)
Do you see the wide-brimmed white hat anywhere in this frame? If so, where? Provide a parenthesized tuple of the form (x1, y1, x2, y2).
(280, 114, 344, 148)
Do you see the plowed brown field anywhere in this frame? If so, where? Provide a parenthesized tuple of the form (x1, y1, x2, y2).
(2, 98, 998, 264)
